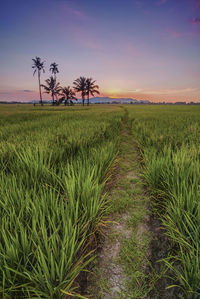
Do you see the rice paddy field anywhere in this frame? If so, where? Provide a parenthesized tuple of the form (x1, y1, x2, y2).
(129, 105, 200, 298)
(0, 105, 123, 298)
(0, 104, 200, 298)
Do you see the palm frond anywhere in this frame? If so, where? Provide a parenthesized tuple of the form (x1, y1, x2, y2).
(32, 56, 45, 74)
(50, 62, 59, 76)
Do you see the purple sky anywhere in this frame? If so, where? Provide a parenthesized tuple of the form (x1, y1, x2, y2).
(0, 0, 200, 102)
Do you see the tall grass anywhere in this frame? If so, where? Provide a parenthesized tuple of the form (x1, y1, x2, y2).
(129, 105, 200, 298)
(0, 105, 123, 298)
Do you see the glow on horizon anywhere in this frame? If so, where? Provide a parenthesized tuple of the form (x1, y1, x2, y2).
(1, 87, 199, 103)
(0, 0, 200, 103)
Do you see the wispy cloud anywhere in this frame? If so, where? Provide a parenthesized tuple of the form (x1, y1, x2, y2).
(23, 89, 33, 93)
(162, 29, 183, 39)
(56, 2, 100, 50)
(0, 91, 9, 95)
(127, 89, 143, 93)
(60, 2, 88, 21)
(191, 17, 200, 24)
(65, 23, 102, 50)
(135, 1, 144, 8)
(162, 27, 200, 39)
(191, 0, 200, 10)
(105, 87, 199, 96)
(142, 87, 199, 95)
(0, 89, 48, 101)
(170, 31, 183, 38)
(103, 87, 200, 102)
(157, 0, 168, 6)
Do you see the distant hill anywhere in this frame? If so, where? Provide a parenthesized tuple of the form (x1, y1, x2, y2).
(29, 97, 150, 104)
(77, 97, 150, 104)
(0, 97, 147, 104)
(6, 98, 200, 105)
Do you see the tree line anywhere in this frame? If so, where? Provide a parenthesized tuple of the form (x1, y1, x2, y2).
(32, 56, 100, 106)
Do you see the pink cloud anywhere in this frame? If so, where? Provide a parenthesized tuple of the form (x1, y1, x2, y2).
(162, 30, 183, 39)
(170, 31, 183, 38)
(162, 27, 200, 40)
(60, 3, 88, 21)
(56, 2, 101, 50)
(144, 10, 152, 16)
(135, 1, 144, 8)
(66, 24, 102, 50)
(124, 43, 144, 57)
(79, 38, 102, 50)
(0, 89, 44, 101)
(191, 0, 200, 9)
(191, 17, 200, 24)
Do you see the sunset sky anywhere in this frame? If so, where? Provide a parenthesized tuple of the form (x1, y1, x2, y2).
(0, 0, 200, 102)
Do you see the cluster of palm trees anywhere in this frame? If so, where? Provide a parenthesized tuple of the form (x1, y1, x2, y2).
(32, 57, 100, 106)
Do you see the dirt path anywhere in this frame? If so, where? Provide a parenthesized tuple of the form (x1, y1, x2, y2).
(85, 112, 177, 298)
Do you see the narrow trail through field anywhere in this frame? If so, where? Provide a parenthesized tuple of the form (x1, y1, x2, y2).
(86, 111, 150, 298)
(85, 110, 177, 299)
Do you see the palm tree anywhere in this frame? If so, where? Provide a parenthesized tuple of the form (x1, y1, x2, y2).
(73, 76, 87, 106)
(49, 62, 59, 79)
(32, 56, 45, 106)
(62, 86, 77, 106)
(41, 76, 62, 105)
(86, 78, 100, 106)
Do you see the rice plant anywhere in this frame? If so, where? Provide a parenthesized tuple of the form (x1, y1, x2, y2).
(129, 105, 200, 298)
(0, 104, 123, 298)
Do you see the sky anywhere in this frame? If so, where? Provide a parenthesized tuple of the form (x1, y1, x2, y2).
(0, 0, 200, 102)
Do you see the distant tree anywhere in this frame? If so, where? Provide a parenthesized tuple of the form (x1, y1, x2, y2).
(73, 76, 87, 106)
(62, 86, 77, 106)
(50, 62, 59, 80)
(86, 78, 100, 106)
(49, 63, 59, 100)
(32, 56, 45, 106)
(58, 96, 65, 105)
(41, 76, 62, 105)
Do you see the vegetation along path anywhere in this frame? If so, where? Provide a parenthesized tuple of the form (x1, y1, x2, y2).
(85, 108, 179, 299)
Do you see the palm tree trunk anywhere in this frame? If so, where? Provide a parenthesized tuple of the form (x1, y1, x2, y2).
(87, 94, 90, 106)
(52, 94, 55, 105)
(38, 70, 43, 106)
(82, 94, 85, 106)
(54, 75, 57, 105)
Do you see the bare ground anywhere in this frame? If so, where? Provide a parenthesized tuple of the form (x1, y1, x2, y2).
(83, 115, 182, 299)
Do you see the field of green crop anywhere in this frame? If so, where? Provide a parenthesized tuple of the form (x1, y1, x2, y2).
(1, 104, 200, 298)
(0, 105, 123, 298)
(128, 105, 200, 298)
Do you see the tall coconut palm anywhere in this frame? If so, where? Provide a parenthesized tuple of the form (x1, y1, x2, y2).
(32, 56, 45, 106)
(41, 76, 62, 105)
(49, 62, 59, 79)
(86, 78, 100, 106)
(62, 86, 77, 106)
(50, 62, 59, 102)
(73, 76, 87, 106)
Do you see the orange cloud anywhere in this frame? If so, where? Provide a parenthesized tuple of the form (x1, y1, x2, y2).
(102, 87, 200, 103)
